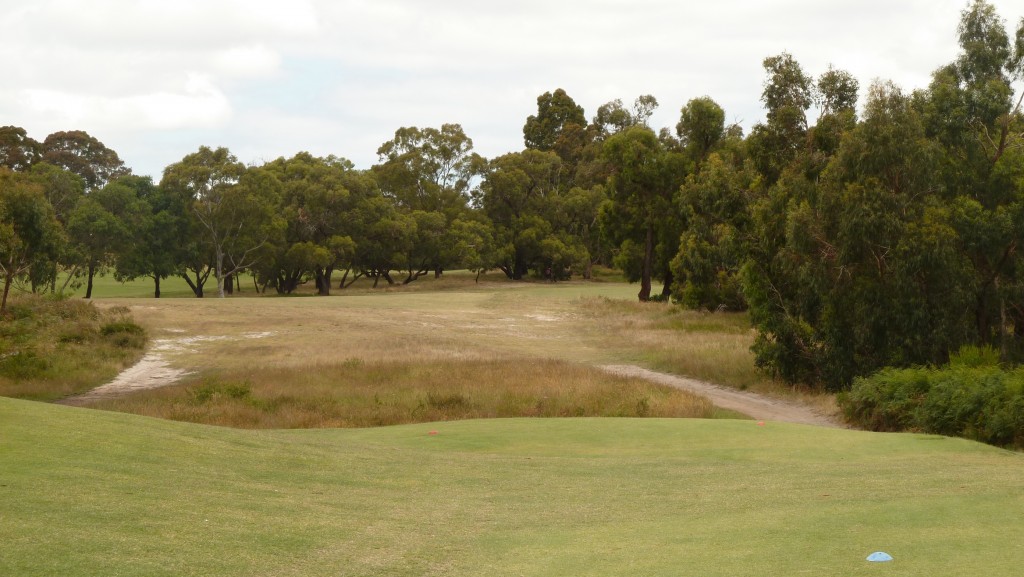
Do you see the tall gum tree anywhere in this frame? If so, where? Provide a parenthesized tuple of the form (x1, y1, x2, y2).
(161, 147, 283, 298)
(918, 0, 1024, 356)
(0, 169, 63, 314)
(41, 130, 129, 192)
(601, 126, 681, 301)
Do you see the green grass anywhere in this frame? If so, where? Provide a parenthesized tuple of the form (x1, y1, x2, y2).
(3, 396, 1023, 576)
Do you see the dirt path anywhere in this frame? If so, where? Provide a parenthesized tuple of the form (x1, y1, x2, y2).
(58, 338, 193, 406)
(58, 332, 274, 407)
(599, 364, 843, 428)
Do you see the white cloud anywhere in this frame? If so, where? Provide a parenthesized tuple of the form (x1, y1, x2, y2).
(1, 0, 1022, 179)
(19, 74, 232, 132)
(213, 45, 283, 79)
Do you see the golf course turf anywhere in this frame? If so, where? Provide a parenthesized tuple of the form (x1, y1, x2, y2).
(3, 396, 1023, 576)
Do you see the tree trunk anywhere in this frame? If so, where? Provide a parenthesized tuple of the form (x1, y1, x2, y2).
(154, 276, 161, 299)
(660, 267, 674, 299)
(224, 272, 234, 295)
(513, 251, 527, 280)
(638, 224, 653, 302)
(1, 272, 12, 316)
(84, 262, 96, 299)
(215, 250, 226, 298)
(315, 266, 332, 296)
(182, 272, 204, 298)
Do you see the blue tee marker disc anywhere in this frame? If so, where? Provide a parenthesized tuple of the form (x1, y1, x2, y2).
(867, 552, 894, 562)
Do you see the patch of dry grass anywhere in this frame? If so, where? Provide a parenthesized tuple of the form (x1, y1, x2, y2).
(574, 297, 838, 414)
(77, 280, 836, 425)
(88, 359, 715, 428)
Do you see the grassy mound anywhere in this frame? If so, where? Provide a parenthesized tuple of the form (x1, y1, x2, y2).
(0, 294, 146, 401)
(3, 397, 1023, 576)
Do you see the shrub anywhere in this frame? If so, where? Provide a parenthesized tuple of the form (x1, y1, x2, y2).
(0, 349, 50, 379)
(840, 361, 1024, 448)
(100, 320, 147, 349)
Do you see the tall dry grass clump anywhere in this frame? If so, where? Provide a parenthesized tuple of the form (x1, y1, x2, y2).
(89, 358, 714, 428)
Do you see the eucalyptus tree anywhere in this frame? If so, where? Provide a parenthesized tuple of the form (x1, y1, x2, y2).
(0, 126, 41, 172)
(671, 138, 757, 311)
(601, 126, 685, 301)
(105, 176, 185, 298)
(0, 169, 63, 314)
(917, 0, 1024, 356)
(675, 97, 726, 167)
(523, 89, 588, 160)
(374, 124, 483, 217)
(41, 130, 129, 191)
(161, 147, 284, 298)
(261, 153, 370, 295)
(373, 124, 485, 281)
(22, 163, 85, 292)
(746, 53, 815, 186)
(592, 95, 660, 141)
(477, 149, 588, 280)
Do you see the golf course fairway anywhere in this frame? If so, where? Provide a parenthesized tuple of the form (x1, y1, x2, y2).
(2, 396, 1023, 576)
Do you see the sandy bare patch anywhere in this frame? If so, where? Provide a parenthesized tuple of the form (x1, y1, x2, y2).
(59, 332, 276, 406)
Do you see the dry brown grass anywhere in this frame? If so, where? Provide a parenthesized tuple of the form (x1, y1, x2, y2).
(572, 296, 839, 414)
(90, 358, 715, 428)
(80, 278, 836, 426)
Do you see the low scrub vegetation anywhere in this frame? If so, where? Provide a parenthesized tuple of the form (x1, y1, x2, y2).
(88, 358, 716, 428)
(840, 347, 1024, 448)
(0, 294, 146, 401)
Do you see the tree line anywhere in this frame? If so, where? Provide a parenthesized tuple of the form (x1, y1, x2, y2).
(2, 0, 1022, 391)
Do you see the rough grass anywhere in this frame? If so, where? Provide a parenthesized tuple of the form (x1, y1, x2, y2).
(0, 294, 146, 401)
(574, 296, 838, 415)
(4, 396, 1024, 577)
(47, 276, 837, 423)
(90, 359, 716, 428)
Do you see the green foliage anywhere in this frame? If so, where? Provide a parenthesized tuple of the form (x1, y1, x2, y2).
(523, 88, 588, 160)
(841, 348, 1024, 447)
(601, 126, 685, 301)
(0, 349, 49, 379)
(0, 168, 64, 312)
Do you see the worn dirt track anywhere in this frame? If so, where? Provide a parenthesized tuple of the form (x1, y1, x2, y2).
(600, 364, 843, 428)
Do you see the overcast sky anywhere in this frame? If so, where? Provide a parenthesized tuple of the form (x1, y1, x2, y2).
(2, 0, 1022, 180)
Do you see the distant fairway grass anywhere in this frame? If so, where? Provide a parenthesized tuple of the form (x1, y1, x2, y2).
(3, 397, 1023, 577)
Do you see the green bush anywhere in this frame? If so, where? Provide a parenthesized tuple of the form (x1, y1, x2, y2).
(840, 355, 1024, 447)
(0, 349, 50, 379)
(100, 320, 147, 349)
